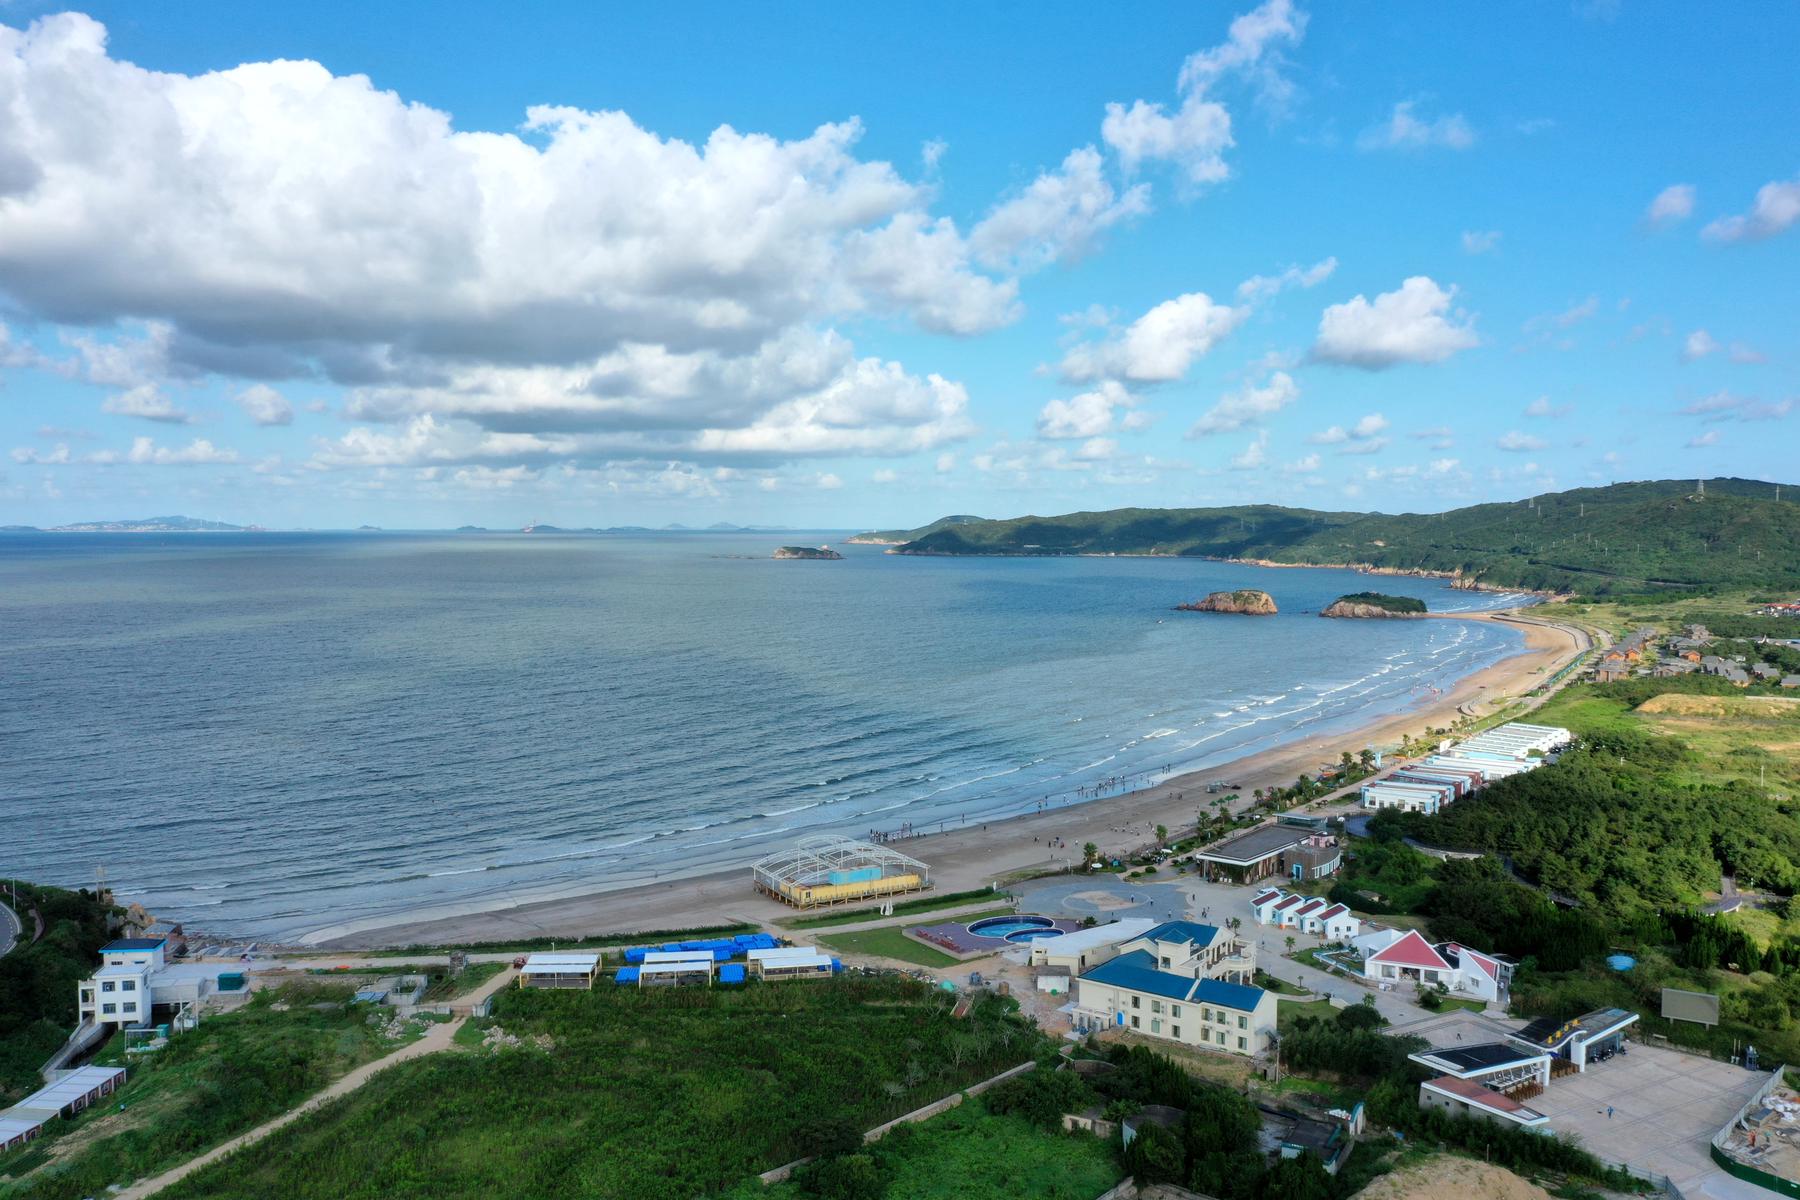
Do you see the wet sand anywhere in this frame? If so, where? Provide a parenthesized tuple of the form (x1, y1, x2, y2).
(315, 609, 1588, 949)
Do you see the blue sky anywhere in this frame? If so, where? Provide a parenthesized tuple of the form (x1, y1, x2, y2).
(0, 1, 1794, 529)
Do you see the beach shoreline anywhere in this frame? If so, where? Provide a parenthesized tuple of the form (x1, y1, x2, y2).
(310, 608, 1589, 950)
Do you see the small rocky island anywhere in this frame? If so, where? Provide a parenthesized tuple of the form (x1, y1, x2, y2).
(1320, 592, 1428, 618)
(1176, 589, 1278, 615)
(773, 545, 843, 560)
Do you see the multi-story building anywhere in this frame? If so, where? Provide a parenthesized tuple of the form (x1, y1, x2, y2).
(1070, 921, 1275, 1056)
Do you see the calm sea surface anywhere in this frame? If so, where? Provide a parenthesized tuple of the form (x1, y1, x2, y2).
(0, 532, 1532, 942)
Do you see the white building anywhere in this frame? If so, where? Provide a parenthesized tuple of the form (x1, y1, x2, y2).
(1250, 890, 1361, 941)
(1072, 949, 1276, 1056)
(1119, 920, 1256, 985)
(75, 937, 247, 1029)
(1028, 918, 1157, 975)
(1360, 931, 1511, 1003)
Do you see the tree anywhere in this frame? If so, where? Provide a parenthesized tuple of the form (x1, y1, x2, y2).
(1155, 824, 1168, 847)
(1359, 748, 1376, 771)
(1125, 1121, 1184, 1186)
(1082, 842, 1099, 867)
(1284, 936, 1295, 955)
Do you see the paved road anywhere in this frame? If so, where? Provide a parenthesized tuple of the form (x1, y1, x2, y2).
(115, 965, 518, 1199)
(0, 899, 20, 959)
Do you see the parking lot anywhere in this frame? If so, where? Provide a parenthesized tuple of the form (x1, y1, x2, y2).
(1528, 1042, 1765, 1194)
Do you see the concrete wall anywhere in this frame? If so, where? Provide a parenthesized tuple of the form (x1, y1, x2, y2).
(756, 1059, 1037, 1185)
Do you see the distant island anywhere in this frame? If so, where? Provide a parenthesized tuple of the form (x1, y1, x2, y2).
(773, 545, 842, 560)
(1321, 592, 1428, 618)
(34, 516, 250, 533)
(1176, 589, 1277, 615)
(875, 477, 1800, 595)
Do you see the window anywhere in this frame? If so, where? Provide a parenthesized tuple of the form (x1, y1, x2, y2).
(122, 1002, 137, 1013)
(1237, 1037, 1247, 1051)
(121, 980, 137, 992)
(1151, 1019, 1161, 1034)
(1130, 996, 1140, 1009)
(1130, 1015, 1140, 1029)
(1237, 1015, 1247, 1029)
(1171, 1004, 1182, 1018)
(101, 980, 116, 993)
(1172, 1025, 1181, 1039)
(1202, 1007, 1212, 1022)
(1216, 1031, 1225, 1045)
(1150, 1000, 1162, 1014)
(1160, 956, 1171, 969)
(102, 1003, 116, 1015)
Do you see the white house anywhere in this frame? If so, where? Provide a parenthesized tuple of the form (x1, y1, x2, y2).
(76, 938, 164, 1028)
(1361, 931, 1511, 1003)
(75, 937, 248, 1030)
(1250, 890, 1361, 942)
(1072, 950, 1277, 1057)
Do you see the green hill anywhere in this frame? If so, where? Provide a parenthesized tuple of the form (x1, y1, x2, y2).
(891, 478, 1800, 594)
(848, 513, 986, 544)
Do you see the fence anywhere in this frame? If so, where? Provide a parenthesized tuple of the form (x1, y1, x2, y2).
(1708, 1064, 1798, 1199)
(756, 1059, 1038, 1184)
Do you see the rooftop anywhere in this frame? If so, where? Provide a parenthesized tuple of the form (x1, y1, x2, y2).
(1423, 1074, 1547, 1122)
(1138, 920, 1220, 947)
(100, 938, 166, 952)
(1411, 1042, 1547, 1074)
(1195, 823, 1308, 865)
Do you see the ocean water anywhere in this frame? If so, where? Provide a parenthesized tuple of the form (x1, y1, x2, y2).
(0, 532, 1532, 942)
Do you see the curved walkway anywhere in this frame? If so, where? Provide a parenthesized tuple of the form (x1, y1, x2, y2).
(115, 966, 518, 1199)
(0, 899, 20, 959)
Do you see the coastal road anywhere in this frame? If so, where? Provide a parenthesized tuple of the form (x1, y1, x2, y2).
(0, 898, 20, 959)
(116, 965, 518, 1199)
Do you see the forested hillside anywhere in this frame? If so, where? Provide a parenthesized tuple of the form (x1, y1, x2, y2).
(0, 883, 117, 1099)
(885, 478, 1800, 594)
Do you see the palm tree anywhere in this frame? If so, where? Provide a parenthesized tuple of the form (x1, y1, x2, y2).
(1284, 935, 1296, 955)
(1358, 748, 1376, 771)
(1082, 841, 1099, 867)
(1155, 824, 1168, 848)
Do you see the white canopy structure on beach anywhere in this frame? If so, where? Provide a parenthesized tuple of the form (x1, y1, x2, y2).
(518, 952, 601, 990)
(751, 835, 930, 909)
(638, 953, 714, 987)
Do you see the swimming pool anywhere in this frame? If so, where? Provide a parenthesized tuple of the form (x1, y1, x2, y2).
(967, 915, 1061, 942)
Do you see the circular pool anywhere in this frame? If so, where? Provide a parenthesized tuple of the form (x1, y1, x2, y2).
(968, 915, 1059, 942)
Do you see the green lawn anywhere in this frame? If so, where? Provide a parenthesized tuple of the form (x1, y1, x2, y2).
(1276, 998, 1338, 1032)
(157, 978, 1044, 1200)
(735, 1098, 1120, 1200)
(818, 927, 963, 968)
(0, 984, 416, 1200)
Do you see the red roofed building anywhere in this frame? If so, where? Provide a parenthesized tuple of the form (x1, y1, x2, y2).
(1362, 931, 1511, 1002)
(1419, 1075, 1548, 1130)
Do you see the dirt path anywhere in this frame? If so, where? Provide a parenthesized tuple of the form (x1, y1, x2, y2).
(115, 966, 518, 1199)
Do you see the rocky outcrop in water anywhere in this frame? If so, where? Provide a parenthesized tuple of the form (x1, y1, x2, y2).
(1320, 592, 1427, 618)
(773, 545, 843, 560)
(1176, 589, 1278, 615)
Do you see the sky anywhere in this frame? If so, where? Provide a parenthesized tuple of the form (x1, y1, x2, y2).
(0, 2, 1795, 530)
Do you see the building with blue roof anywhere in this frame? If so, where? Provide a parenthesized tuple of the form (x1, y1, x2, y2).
(1072, 948, 1277, 1057)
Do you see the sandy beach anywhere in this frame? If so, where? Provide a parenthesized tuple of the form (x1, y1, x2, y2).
(318, 608, 1590, 949)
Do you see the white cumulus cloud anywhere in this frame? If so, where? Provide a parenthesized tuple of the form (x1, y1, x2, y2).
(235, 384, 293, 426)
(1702, 176, 1800, 243)
(1188, 370, 1298, 437)
(1038, 380, 1133, 439)
(1645, 184, 1695, 228)
(1311, 277, 1478, 368)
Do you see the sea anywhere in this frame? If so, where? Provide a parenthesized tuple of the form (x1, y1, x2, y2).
(0, 531, 1536, 943)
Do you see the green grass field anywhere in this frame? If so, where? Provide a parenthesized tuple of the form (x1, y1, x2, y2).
(1276, 998, 1337, 1031)
(732, 1097, 1120, 1200)
(0, 984, 417, 1200)
(157, 978, 1043, 1200)
(817, 926, 963, 968)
